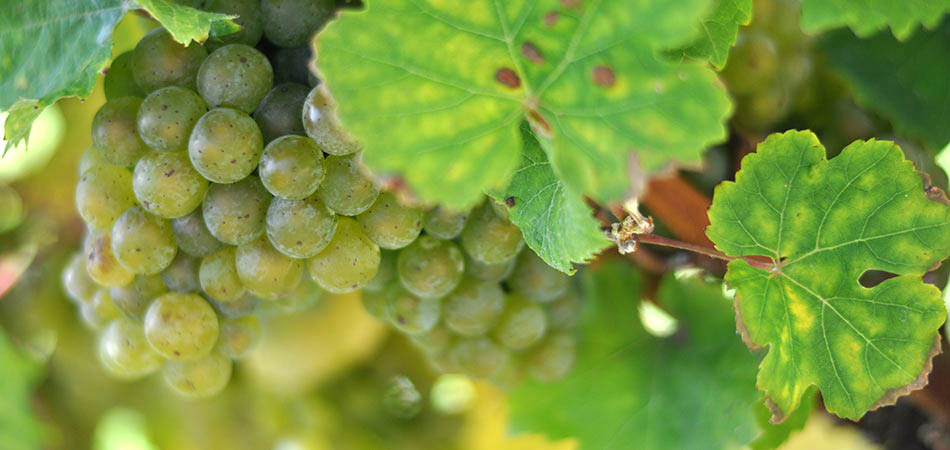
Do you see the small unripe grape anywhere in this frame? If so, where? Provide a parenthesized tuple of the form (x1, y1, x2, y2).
(162, 352, 232, 398)
(527, 333, 576, 381)
(302, 85, 360, 155)
(202, 176, 271, 245)
(254, 83, 309, 143)
(197, 44, 273, 113)
(144, 292, 219, 361)
(382, 376, 422, 419)
(188, 108, 264, 183)
(133, 151, 209, 219)
(63, 252, 97, 303)
(131, 27, 207, 92)
(266, 196, 337, 258)
(99, 318, 163, 379)
(171, 208, 224, 258)
(110, 274, 167, 321)
(385, 284, 441, 334)
(397, 235, 464, 299)
(318, 154, 379, 216)
(216, 315, 261, 358)
(494, 295, 547, 351)
(363, 250, 396, 292)
(92, 97, 149, 166)
(308, 217, 380, 293)
(449, 337, 510, 379)
(423, 206, 469, 240)
(137, 86, 207, 152)
(104, 51, 143, 100)
(196, 0, 264, 49)
(112, 206, 178, 274)
(162, 253, 201, 293)
(76, 164, 136, 230)
(259, 135, 325, 200)
(261, 0, 334, 48)
(443, 278, 505, 337)
(236, 237, 304, 300)
(463, 252, 515, 283)
(199, 247, 246, 302)
(507, 251, 569, 303)
(460, 202, 524, 264)
(85, 231, 134, 287)
(357, 193, 424, 250)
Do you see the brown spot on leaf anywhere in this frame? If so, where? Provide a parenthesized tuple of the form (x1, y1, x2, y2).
(504, 196, 515, 207)
(560, 0, 581, 10)
(521, 42, 544, 65)
(495, 68, 521, 88)
(592, 65, 616, 88)
(544, 11, 559, 27)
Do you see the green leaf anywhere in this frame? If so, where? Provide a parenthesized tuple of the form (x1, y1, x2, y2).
(509, 263, 773, 449)
(315, 0, 732, 208)
(800, 0, 950, 39)
(706, 130, 950, 421)
(135, 0, 239, 45)
(488, 124, 609, 274)
(821, 23, 950, 151)
(0, 328, 43, 450)
(749, 390, 815, 450)
(672, 0, 753, 69)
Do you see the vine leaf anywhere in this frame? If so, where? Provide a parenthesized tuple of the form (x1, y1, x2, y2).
(671, 0, 753, 69)
(508, 263, 799, 449)
(488, 124, 609, 274)
(821, 23, 950, 151)
(800, 0, 950, 39)
(136, 0, 239, 45)
(314, 0, 732, 209)
(706, 130, 950, 422)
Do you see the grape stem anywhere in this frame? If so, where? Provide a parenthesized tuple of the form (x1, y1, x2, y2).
(635, 233, 775, 271)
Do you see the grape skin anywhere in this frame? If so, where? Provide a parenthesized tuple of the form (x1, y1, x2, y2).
(63, 252, 98, 303)
(396, 235, 464, 299)
(254, 83, 310, 143)
(78, 146, 109, 175)
(317, 155, 379, 216)
(199, 247, 247, 303)
(131, 27, 207, 93)
(133, 151, 209, 219)
(423, 206, 469, 240)
(111, 206, 178, 275)
(162, 253, 202, 293)
(210, 292, 260, 319)
(99, 318, 163, 379)
(236, 237, 304, 300)
(356, 192, 424, 250)
(162, 352, 232, 398)
(104, 51, 143, 100)
(302, 85, 360, 155)
(261, 0, 334, 48)
(463, 252, 515, 283)
(84, 289, 122, 330)
(363, 250, 396, 292)
(92, 96, 149, 166)
(266, 196, 337, 259)
(526, 332, 576, 382)
(460, 202, 524, 264)
(197, 44, 274, 114)
(443, 278, 505, 337)
(144, 292, 219, 361)
(449, 337, 511, 379)
(507, 250, 569, 303)
(385, 284, 441, 335)
(196, 0, 264, 50)
(76, 164, 137, 230)
(85, 231, 135, 287)
(493, 295, 547, 351)
(188, 108, 264, 183)
(137, 86, 207, 152)
(171, 208, 224, 258)
(202, 176, 271, 246)
(259, 135, 325, 200)
(110, 274, 167, 321)
(216, 315, 261, 358)
(308, 217, 380, 293)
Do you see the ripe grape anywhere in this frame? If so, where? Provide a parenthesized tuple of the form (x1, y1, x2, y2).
(460, 202, 524, 264)
(361, 288, 391, 321)
(272, 275, 323, 313)
(133, 151, 209, 219)
(302, 85, 360, 155)
(235, 237, 304, 300)
(131, 27, 207, 92)
(104, 51, 143, 100)
(111, 206, 178, 274)
(86, 289, 122, 329)
(363, 250, 396, 292)
(396, 235, 464, 299)
(357, 193, 424, 250)
(62, 252, 97, 303)
(526, 333, 576, 381)
(271, 47, 317, 86)
(196, 0, 264, 49)
(216, 315, 261, 358)
(409, 323, 453, 356)
(162, 253, 201, 293)
(137, 86, 207, 152)
(463, 252, 515, 283)
(385, 284, 441, 334)
(92, 96, 149, 166)
(85, 231, 135, 287)
(261, 0, 334, 48)
(162, 352, 232, 398)
(423, 206, 469, 240)
(110, 274, 167, 321)
(98, 318, 163, 379)
(266, 196, 337, 258)
(210, 292, 260, 319)
(254, 83, 309, 143)
(144, 292, 219, 361)
(171, 208, 224, 258)
(199, 247, 246, 303)
(443, 278, 505, 337)
(78, 146, 109, 175)
(202, 176, 271, 245)
(493, 295, 547, 351)
(547, 290, 580, 331)
(318, 154, 379, 216)
(188, 108, 264, 183)
(197, 44, 274, 113)
(507, 251, 568, 303)
(308, 217, 380, 293)
(259, 135, 325, 199)
(449, 337, 510, 379)
(720, 31, 779, 96)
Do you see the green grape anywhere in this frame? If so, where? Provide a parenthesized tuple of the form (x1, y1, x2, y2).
(490, 360, 526, 388)
(137, 86, 207, 152)
(526, 333, 576, 382)
(382, 376, 422, 419)
(197, 44, 273, 113)
(317, 154, 379, 216)
(131, 27, 207, 92)
(356, 193, 424, 250)
(78, 146, 110, 175)
(80, 302, 109, 330)
(254, 83, 310, 143)
(443, 278, 505, 337)
(202, 176, 271, 245)
(85, 231, 135, 287)
(307, 217, 380, 293)
(216, 315, 261, 358)
(493, 295, 547, 351)
(423, 206, 469, 240)
(460, 202, 524, 264)
(261, 0, 334, 48)
(397, 235, 464, 299)
(162, 352, 232, 398)
(104, 51, 143, 100)
(144, 292, 219, 361)
(385, 284, 441, 334)
(98, 318, 163, 379)
(110, 274, 167, 321)
(259, 135, 325, 199)
(161, 253, 201, 293)
(449, 337, 511, 379)
(547, 289, 580, 331)
(409, 323, 453, 356)
(92, 288, 122, 324)
(360, 288, 391, 321)
(302, 85, 360, 155)
(734, 85, 790, 130)
(463, 252, 515, 283)
(720, 31, 779, 96)
(272, 47, 316, 86)
(111, 206, 178, 274)
(76, 165, 136, 229)
(507, 251, 569, 303)
(266, 196, 337, 258)
(0, 185, 23, 233)
(196, 0, 264, 49)
(236, 237, 304, 300)
(171, 208, 224, 258)
(133, 151, 209, 218)
(210, 292, 260, 319)
(272, 275, 323, 313)
(188, 108, 264, 183)
(62, 252, 97, 303)
(199, 247, 246, 302)
(92, 97, 149, 166)
(363, 250, 396, 292)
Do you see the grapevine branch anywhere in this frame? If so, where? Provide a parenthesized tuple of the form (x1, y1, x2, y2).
(634, 233, 774, 271)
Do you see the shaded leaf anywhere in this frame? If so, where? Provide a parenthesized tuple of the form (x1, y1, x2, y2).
(800, 0, 950, 39)
(673, 0, 753, 69)
(136, 0, 239, 44)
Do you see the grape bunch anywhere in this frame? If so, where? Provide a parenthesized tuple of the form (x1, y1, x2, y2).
(63, 0, 577, 398)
